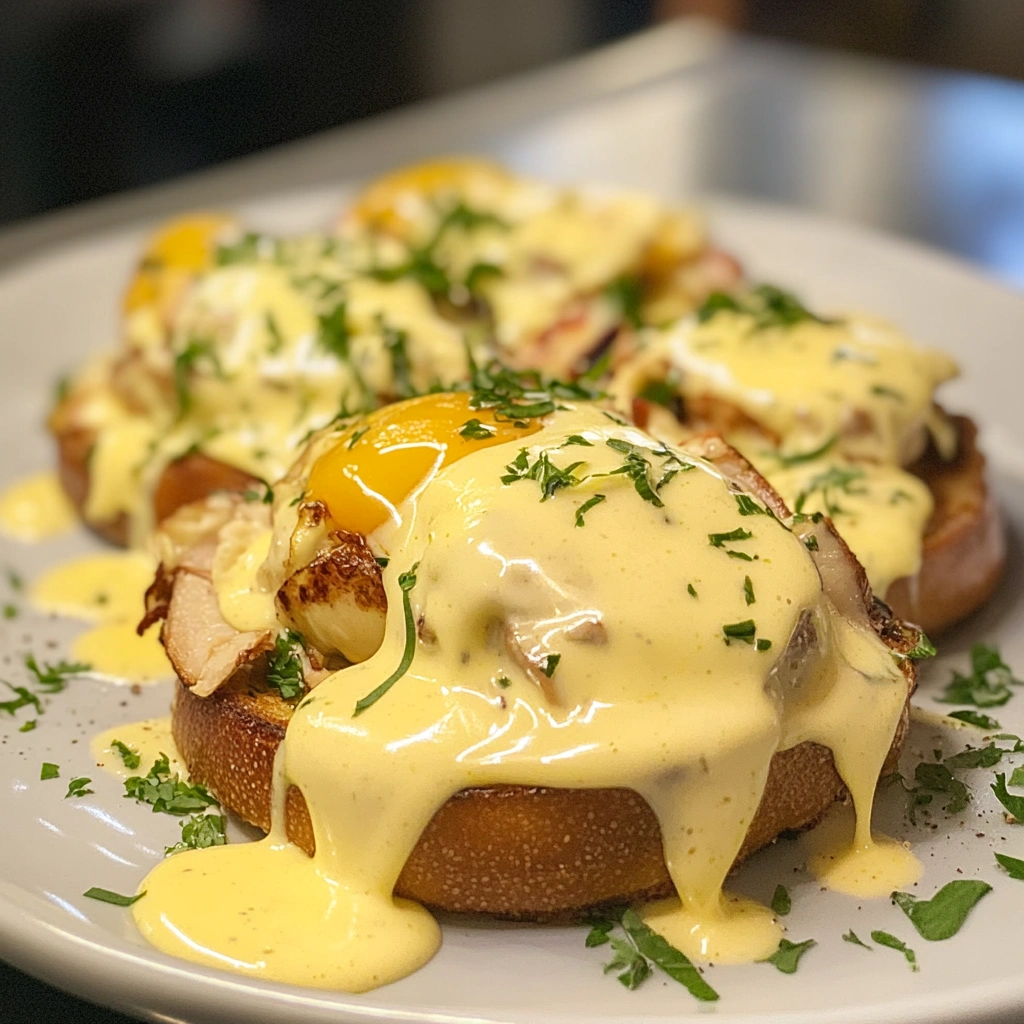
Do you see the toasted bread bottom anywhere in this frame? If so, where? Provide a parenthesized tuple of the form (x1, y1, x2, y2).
(171, 677, 908, 920)
(887, 416, 1005, 635)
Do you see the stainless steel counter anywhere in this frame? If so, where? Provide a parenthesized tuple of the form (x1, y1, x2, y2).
(3, 17, 1023, 1023)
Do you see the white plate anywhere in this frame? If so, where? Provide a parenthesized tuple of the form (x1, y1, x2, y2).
(1, 189, 1024, 1024)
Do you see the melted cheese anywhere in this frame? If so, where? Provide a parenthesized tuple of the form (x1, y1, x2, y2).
(134, 401, 914, 991)
(0, 473, 76, 541)
(30, 552, 170, 683)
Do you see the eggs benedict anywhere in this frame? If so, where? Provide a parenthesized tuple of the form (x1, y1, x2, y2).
(50, 160, 739, 549)
(610, 285, 1005, 634)
(134, 389, 923, 993)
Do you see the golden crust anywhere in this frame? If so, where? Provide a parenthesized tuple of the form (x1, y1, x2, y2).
(887, 416, 1005, 635)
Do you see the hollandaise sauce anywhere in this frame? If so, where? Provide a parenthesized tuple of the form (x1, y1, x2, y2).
(612, 298, 959, 598)
(0, 472, 76, 541)
(31, 552, 170, 683)
(133, 397, 918, 992)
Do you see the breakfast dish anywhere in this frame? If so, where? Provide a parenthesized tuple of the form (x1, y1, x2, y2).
(138, 387, 922, 989)
(1, 188, 1023, 1024)
(609, 285, 1005, 635)
(49, 159, 738, 548)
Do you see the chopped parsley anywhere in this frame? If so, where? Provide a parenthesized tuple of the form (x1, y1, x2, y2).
(735, 494, 771, 517)
(992, 772, 1024, 822)
(687, 583, 698, 598)
(904, 633, 937, 660)
(587, 908, 718, 1000)
(265, 632, 306, 701)
(0, 684, 42, 717)
(562, 434, 594, 447)
(891, 880, 991, 940)
(83, 887, 145, 907)
(938, 643, 1020, 708)
(173, 338, 222, 414)
(722, 619, 757, 644)
(794, 465, 866, 517)
(541, 654, 561, 678)
(25, 655, 90, 693)
(762, 938, 815, 974)
(709, 527, 754, 548)
(871, 930, 918, 971)
(3, 604, 16, 619)
(909, 761, 969, 817)
(943, 742, 1008, 771)
(264, 312, 285, 355)
(575, 493, 606, 528)
(743, 575, 756, 606)
(771, 884, 791, 915)
(380, 319, 416, 399)
(871, 384, 905, 401)
(353, 564, 419, 715)
(697, 284, 833, 330)
(842, 930, 871, 949)
(496, 676, 511, 689)
(166, 813, 227, 855)
(40, 762, 59, 780)
(65, 777, 94, 799)
(459, 418, 496, 440)
(775, 435, 837, 468)
(599, 438, 689, 507)
(18, 720, 35, 733)
(604, 275, 644, 329)
(124, 754, 218, 815)
(463, 360, 601, 424)
(317, 303, 352, 361)
(995, 852, 1024, 880)
(110, 740, 141, 770)
(501, 450, 585, 502)
(948, 710, 1000, 729)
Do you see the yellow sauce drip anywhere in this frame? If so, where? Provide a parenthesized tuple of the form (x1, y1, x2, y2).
(0, 473, 76, 541)
(91, 717, 181, 779)
(31, 552, 170, 683)
(135, 400, 911, 992)
(804, 803, 922, 898)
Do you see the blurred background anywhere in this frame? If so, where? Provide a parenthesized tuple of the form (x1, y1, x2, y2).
(1, 0, 1023, 282)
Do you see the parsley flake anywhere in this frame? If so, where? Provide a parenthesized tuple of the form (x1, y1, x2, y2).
(266, 633, 306, 701)
(891, 880, 991, 941)
(65, 777, 94, 799)
(871, 931, 918, 971)
(40, 762, 59, 780)
(575, 493, 606, 528)
(762, 938, 815, 974)
(83, 887, 145, 907)
(771, 884, 791, 916)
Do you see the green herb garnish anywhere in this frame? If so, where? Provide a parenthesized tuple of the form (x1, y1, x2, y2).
(542, 654, 561, 678)
(353, 564, 419, 715)
(575, 494, 606, 528)
(25, 655, 90, 693)
(83, 887, 145, 907)
(771, 884, 791, 915)
(938, 644, 1020, 708)
(40, 762, 59, 780)
(173, 338, 222, 414)
(992, 772, 1024, 822)
(871, 931, 918, 971)
(266, 633, 306, 701)
(110, 740, 141, 770)
(166, 813, 227, 855)
(605, 276, 644, 329)
(124, 754, 218, 815)
(459, 418, 496, 440)
(948, 710, 1000, 729)
(501, 450, 585, 502)
(65, 777, 94, 799)
(722, 619, 757, 645)
(843, 930, 871, 949)
(891, 880, 991, 940)
(18, 720, 35, 732)
(0, 684, 42, 717)
(763, 938, 815, 974)
(995, 852, 1024, 879)
(744, 575, 756, 606)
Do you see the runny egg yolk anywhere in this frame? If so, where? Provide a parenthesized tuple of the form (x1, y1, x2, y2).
(123, 213, 236, 315)
(305, 392, 540, 536)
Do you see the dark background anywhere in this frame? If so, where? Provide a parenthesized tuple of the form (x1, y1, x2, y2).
(3, 0, 1024, 229)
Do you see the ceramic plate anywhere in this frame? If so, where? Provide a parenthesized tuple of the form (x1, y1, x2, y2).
(1, 188, 1023, 1024)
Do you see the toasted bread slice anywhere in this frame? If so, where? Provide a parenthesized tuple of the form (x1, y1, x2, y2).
(887, 416, 1005, 635)
(172, 632, 912, 922)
